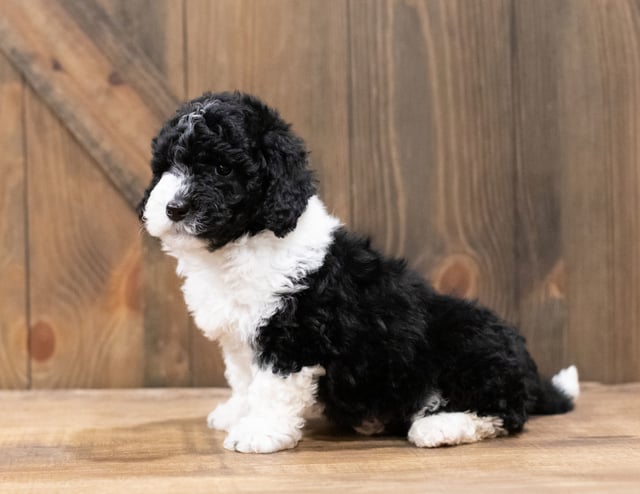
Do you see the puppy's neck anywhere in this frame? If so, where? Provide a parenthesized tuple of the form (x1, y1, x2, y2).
(169, 196, 341, 342)
(170, 196, 340, 272)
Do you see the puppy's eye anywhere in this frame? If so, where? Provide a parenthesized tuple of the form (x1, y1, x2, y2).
(215, 163, 232, 176)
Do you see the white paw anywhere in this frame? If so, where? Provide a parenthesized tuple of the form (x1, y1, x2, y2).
(408, 412, 504, 448)
(207, 397, 248, 432)
(223, 416, 301, 454)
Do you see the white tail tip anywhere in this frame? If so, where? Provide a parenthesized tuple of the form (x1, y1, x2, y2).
(551, 365, 580, 399)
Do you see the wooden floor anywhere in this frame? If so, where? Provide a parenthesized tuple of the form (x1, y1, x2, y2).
(1, 384, 639, 493)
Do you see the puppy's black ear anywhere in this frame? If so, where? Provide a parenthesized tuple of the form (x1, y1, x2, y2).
(258, 126, 315, 238)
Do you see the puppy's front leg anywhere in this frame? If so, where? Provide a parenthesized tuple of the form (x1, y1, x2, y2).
(224, 365, 325, 453)
(207, 338, 253, 432)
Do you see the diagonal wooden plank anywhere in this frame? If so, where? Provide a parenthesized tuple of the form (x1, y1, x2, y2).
(94, 0, 185, 103)
(58, 0, 179, 120)
(0, 0, 179, 209)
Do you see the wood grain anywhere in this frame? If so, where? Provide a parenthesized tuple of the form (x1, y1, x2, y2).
(185, 0, 351, 385)
(0, 0, 639, 388)
(0, 0, 162, 208)
(185, 0, 351, 222)
(99, 0, 194, 386)
(1, 383, 639, 492)
(0, 54, 28, 389)
(348, 0, 517, 320)
(95, 0, 185, 101)
(140, 239, 193, 387)
(25, 87, 143, 388)
(57, 0, 179, 121)
(558, 0, 640, 383)
(512, 0, 568, 377)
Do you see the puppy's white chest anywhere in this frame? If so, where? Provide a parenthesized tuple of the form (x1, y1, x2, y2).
(163, 197, 340, 343)
(179, 261, 233, 337)
(177, 250, 285, 342)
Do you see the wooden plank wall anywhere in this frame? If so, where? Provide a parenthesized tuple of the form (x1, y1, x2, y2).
(0, 0, 638, 388)
(0, 55, 28, 389)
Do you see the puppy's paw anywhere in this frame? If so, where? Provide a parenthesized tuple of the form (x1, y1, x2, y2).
(223, 416, 301, 453)
(207, 396, 248, 432)
(408, 412, 504, 448)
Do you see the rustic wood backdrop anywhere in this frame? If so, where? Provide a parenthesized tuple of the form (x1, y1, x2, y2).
(0, 0, 638, 389)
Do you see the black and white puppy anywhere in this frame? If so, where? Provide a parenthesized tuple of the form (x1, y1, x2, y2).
(139, 91, 579, 453)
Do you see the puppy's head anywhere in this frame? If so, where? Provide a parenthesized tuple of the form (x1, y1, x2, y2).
(138, 92, 315, 250)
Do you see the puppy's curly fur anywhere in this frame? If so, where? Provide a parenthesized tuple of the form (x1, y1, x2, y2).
(139, 91, 579, 453)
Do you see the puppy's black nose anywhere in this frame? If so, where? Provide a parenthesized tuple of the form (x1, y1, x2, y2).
(166, 199, 190, 221)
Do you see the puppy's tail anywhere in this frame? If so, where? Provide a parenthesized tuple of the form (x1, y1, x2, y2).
(531, 365, 580, 415)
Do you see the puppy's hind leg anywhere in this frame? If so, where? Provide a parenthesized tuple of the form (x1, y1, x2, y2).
(207, 337, 253, 432)
(407, 412, 506, 448)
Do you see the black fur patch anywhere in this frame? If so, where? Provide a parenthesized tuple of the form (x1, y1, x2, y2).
(255, 229, 573, 434)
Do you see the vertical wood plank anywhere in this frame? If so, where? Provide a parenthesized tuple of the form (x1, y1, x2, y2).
(512, 0, 568, 377)
(185, 0, 350, 385)
(185, 0, 351, 221)
(26, 88, 143, 388)
(0, 54, 28, 388)
(558, 0, 640, 382)
(100, 0, 193, 386)
(349, 0, 517, 319)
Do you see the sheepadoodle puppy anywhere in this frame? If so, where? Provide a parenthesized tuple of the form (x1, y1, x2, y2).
(139, 91, 579, 453)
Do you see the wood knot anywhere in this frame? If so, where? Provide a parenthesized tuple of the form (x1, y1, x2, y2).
(546, 260, 566, 299)
(432, 253, 479, 299)
(29, 321, 56, 362)
(125, 260, 141, 312)
(108, 70, 124, 86)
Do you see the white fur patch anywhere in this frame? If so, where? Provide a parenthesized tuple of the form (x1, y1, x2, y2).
(143, 173, 340, 344)
(207, 395, 248, 433)
(408, 412, 505, 448)
(224, 365, 326, 453)
(142, 170, 204, 254)
(143, 171, 188, 238)
(207, 336, 253, 432)
(165, 195, 340, 343)
(551, 365, 580, 399)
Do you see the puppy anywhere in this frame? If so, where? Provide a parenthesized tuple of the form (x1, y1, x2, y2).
(138, 91, 579, 453)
